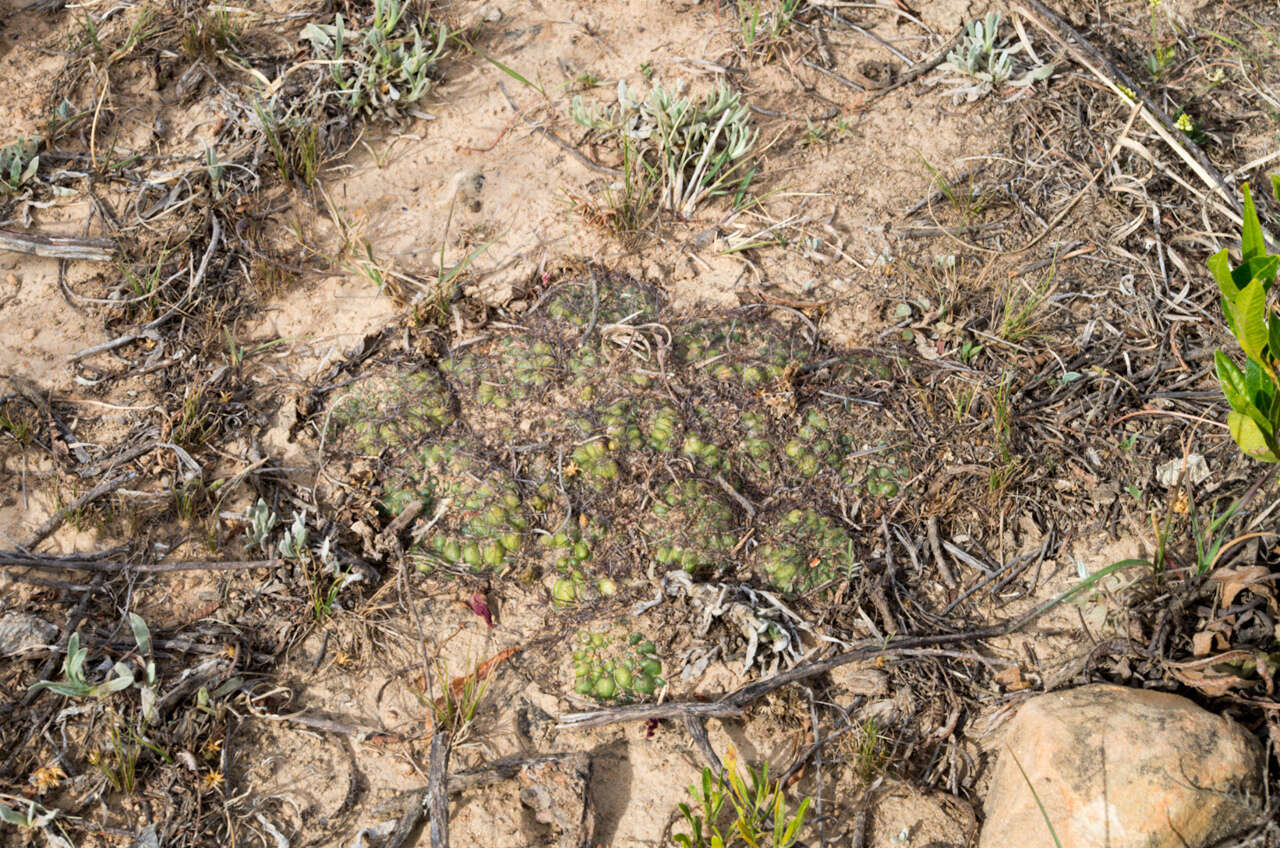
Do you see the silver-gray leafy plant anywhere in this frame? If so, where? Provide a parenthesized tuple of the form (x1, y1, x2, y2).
(572, 81, 758, 219)
(28, 613, 152, 701)
(277, 510, 310, 560)
(936, 12, 1054, 102)
(245, 497, 278, 553)
(300, 0, 447, 115)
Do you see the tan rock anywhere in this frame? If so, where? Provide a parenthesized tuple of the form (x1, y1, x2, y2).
(980, 684, 1263, 848)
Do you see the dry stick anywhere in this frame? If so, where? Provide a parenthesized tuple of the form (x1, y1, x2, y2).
(779, 715, 862, 787)
(0, 551, 281, 573)
(0, 570, 96, 592)
(0, 228, 117, 262)
(926, 516, 957, 589)
(930, 103, 1142, 257)
(19, 471, 136, 551)
(684, 715, 722, 773)
(1012, 0, 1262, 239)
(558, 567, 1130, 729)
(379, 753, 588, 820)
(428, 729, 451, 848)
(385, 730, 453, 848)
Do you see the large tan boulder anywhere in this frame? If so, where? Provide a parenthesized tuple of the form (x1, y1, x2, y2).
(980, 684, 1263, 848)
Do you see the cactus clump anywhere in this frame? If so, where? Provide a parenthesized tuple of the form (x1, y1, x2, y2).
(328, 370, 454, 456)
(646, 480, 739, 576)
(751, 507, 853, 592)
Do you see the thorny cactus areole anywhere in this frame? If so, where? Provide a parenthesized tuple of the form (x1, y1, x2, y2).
(326, 270, 921, 687)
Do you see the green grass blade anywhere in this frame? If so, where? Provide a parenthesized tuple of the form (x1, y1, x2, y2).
(1008, 749, 1064, 848)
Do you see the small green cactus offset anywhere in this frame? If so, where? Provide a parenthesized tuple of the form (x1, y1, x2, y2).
(570, 629, 664, 702)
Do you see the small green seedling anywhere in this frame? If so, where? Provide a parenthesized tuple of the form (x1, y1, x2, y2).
(672, 752, 810, 848)
(28, 632, 134, 699)
(300, 0, 447, 115)
(1211, 182, 1280, 462)
(245, 498, 278, 553)
(0, 138, 39, 193)
(29, 613, 152, 703)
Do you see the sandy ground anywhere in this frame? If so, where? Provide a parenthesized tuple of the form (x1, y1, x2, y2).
(3, 0, 1275, 844)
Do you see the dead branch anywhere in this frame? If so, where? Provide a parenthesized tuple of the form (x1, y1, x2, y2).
(0, 228, 117, 262)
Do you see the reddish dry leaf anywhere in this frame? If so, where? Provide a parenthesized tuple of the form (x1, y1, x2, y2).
(468, 591, 494, 627)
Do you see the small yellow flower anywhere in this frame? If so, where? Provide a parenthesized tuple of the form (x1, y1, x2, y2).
(1175, 113, 1194, 133)
(202, 738, 224, 759)
(200, 770, 225, 791)
(29, 764, 66, 794)
(1117, 84, 1137, 103)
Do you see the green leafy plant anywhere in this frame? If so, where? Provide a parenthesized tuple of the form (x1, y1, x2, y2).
(26, 615, 166, 794)
(29, 631, 135, 699)
(1211, 182, 1280, 462)
(570, 630, 663, 702)
(0, 797, 58, 829)
(0, 138, 39, 193)
(1145, 0, 1177, 79)
(740, 0, 802, 60)
(672, 752, 810, 848)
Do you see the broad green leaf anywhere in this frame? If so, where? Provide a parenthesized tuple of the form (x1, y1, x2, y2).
(1236, 279, 1269, 364)
(1271, 317, 1280, 365)
(1242, 183, 1265, 263)
(1208, 250, 1239, 302)
(1232, 255, 1280, 293)
(1215, 351, 1250, 414)
(1229, 410, 1279, 462)
(19, 155, 38, 186)
(1244, 358, 1271, 414)
(92, 662, 135, 696)
(140, 685, 157, 723)
(129, 613, 151, 655)
(1271, 173, 1280, 204)
(1220, 294, 1238, 339)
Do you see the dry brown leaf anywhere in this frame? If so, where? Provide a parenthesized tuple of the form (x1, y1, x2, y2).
(1167, 650, 1256, 698)
(1211, 565, 1275, 611)
(1191, 631, 1215, 657)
